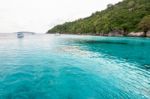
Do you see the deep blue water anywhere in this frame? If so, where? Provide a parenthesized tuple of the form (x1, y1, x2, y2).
(0, 34, 150, 99)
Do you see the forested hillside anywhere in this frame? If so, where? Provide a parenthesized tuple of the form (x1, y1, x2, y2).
(47, 0, 150, 35)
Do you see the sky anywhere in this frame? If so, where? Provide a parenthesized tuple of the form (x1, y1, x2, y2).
(0, 0, 122, 33)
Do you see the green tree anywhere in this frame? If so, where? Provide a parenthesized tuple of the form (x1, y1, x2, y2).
(138, 15, 150, 37)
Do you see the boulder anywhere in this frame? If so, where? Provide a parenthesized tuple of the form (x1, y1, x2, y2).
(128, 32, 144, 37)
(108, 30, 124, 36)
(146, 31, 150, 37)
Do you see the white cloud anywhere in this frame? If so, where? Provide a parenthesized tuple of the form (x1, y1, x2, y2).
(0, 0, 122, 33)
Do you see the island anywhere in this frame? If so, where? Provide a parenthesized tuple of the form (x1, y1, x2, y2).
(47, 0, 150, 37)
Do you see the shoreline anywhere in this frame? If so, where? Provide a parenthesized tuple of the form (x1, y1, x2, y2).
(47, 31, 150, 38)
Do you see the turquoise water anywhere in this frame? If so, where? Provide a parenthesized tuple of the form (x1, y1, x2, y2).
(0, 34, 150, 99)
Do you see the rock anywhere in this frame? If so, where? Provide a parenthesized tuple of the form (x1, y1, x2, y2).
(146, 31, 150, 37)
(128, 32, 144, 37)
(108, 30, 124, 36)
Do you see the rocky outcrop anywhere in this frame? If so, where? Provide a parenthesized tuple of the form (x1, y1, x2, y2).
(108, 30, 124, 37)
(147, 31, 150, 37)
(100, 31, 150, 37)
(127, 31, 150, 37)
(127, 32, 144, 37)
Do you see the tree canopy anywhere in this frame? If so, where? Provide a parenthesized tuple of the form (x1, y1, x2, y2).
(47, 0, 150, 35)
(138, 15, 150, 36)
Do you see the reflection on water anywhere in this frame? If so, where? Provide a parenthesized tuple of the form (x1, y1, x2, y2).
(0, 34, 150, 99)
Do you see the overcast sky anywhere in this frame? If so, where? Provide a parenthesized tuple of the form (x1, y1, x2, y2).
(0, 0, 122, 33)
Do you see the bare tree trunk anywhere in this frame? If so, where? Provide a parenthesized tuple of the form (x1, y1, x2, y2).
(143, 31, 147, 37)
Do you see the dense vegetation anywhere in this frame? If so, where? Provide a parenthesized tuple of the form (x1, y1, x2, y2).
(138, 15, 150, 36)
(47, 0, 150, 35)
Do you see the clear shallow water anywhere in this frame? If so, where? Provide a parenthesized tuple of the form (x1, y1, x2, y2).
(0, 34, 150, 99)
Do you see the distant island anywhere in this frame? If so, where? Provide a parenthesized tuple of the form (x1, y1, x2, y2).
(47, 0, 150, 37)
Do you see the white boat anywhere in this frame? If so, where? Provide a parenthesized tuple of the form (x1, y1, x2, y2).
(17, 32, 24, 38)
(55, 33, 60, 36)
